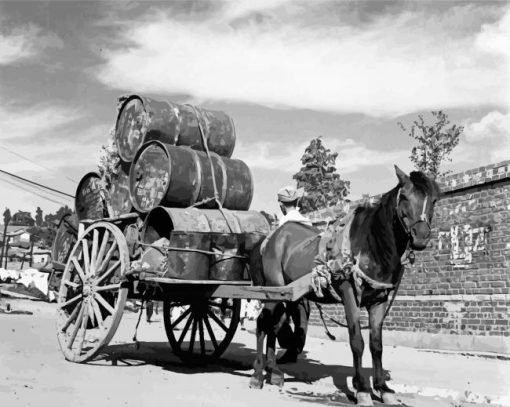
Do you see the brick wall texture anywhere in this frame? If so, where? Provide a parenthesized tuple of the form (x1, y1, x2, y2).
(308, 160, 510, 338)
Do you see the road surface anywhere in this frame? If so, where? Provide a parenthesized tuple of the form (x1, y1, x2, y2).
(1, 299, 509, 407)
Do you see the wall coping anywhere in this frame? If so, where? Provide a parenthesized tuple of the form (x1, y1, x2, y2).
(308, 159, 510, 223)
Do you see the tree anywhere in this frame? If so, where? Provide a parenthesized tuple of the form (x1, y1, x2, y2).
(43, 205, 72, 228)
(398, 110, 463, 179)
(35, 207, 43, 227)
(293, 137, 350, 213)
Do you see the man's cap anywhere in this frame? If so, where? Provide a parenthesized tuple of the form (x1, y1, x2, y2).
(277, 186, 304, 203)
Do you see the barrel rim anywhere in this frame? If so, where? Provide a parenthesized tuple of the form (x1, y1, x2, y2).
(114, 94, 146, 163)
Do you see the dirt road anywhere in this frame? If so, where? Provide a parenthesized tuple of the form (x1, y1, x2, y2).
(1, 299, 508, 407)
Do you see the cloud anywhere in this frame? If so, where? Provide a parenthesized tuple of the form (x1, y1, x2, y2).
(0, 23, 63, 65)
(236, 137, 407, 175)
(457, 111, 510, 164)
(94, 3, 509, 117)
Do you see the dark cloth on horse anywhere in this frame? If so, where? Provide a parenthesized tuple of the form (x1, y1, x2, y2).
(276, 298, 310, 355)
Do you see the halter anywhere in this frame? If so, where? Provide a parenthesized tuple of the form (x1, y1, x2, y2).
(396, 188, 430, 236)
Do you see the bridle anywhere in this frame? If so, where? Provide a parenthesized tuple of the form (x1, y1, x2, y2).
(396, 188, 431, 237)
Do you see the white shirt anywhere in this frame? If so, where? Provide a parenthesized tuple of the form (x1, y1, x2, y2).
(279, 208, 313, 227)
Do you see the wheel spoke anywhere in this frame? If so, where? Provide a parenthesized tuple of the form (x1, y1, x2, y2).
(71, 258, 86, 283)
(94, 292, 115, 315)
(58, 293, 83, 309)
(63, 280, 80, 289)
(76, 306, 89, 355)
(203, 314, 218, 350)
(97, 240, 118, 275)
(177, 313, 194, 347)
(60, 303, 82, 332)
(91, 298, 104, 329)
(199, 318, 206, 356)
(90, 229, 99, 274)
(188, 319, 197, 353)
(87, 301, 95, 328)
(170, 306, 192, 329)
(81, 239, 91, 276)
(207, 310, 228, 332)
(208, 300, 233, 310)
(96, 260, 121, 285)
(95, 230, 110, 270)
(67, 304, 85, 349)
(95, 283, 121, 292)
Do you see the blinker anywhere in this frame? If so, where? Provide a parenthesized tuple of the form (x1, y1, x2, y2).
(408, 251, 415, 265)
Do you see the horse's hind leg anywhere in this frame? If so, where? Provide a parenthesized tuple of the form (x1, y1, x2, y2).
(250, 306, 269, 389)
(340, 281, 373, 406)
(368, 301, 397, 404)
(265, 301, 287, 387)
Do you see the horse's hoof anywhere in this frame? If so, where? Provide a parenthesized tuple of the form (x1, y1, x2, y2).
(249, 374, 264, 389)
(268, 370, 285, 387)
(381, 392, 398, 405)
(356, 392, 373, 406)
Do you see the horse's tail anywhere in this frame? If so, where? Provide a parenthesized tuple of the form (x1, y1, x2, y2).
(247, 239, 266, 286)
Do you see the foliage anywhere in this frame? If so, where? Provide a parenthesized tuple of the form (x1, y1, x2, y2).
(293, 137, 350, 213)
(10, 211, 35, 226)
(398, 110, 463, 179)
(98, 126, 121, 191)
(260, 210, 279, 230)
(43, 205, 72, 228)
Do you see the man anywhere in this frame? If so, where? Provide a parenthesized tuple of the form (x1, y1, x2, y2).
(275, 185, 312, 363)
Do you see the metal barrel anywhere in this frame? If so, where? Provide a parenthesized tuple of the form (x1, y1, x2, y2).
(222, 157, 254, 210)
(129, 142, 201, 213)
(51, 212, 78, 270)
(115, 95, 236, 163)
(130, 141, 253, 213)
(107, 162, 133, 217)
(141, 207, 268, 281)
(178, 104, 236, 158)
(75, 172, 108, 221)
(115, 95, 180, 163)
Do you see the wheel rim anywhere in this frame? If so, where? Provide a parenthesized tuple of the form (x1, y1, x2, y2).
(163, 298, 240, 363)
(56, 222, 129, 363)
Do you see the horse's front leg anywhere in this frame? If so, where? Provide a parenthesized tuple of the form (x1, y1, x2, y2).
(368, 301, 397, 404)
(340, 281, 373, 406)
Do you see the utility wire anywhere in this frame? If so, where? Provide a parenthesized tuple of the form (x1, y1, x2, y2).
(0, 168, 75, 198)
(0, 144, 78, 184)
(0, 177, 70, 206)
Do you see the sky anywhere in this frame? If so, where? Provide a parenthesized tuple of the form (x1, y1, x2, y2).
(0, 0, 509, 219)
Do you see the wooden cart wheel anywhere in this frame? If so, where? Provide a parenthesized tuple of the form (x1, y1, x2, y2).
(56, 221, 129, 363)
(163, 298, 241, 363)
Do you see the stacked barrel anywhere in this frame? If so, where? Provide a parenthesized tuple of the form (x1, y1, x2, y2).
(72, 94, 268, 281)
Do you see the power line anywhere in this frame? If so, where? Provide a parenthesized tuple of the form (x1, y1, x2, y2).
(0, 168, 75, 198)
(0, 177, 71, 207)
(0, 145, 78, 184)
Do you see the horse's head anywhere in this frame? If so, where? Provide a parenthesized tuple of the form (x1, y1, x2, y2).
(394, 165, 441, 250)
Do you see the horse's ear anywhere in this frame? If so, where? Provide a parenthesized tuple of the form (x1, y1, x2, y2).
(394, 165, 410, 186)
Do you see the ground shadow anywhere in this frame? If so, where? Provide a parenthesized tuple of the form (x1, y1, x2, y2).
(89, 340, 404, 406)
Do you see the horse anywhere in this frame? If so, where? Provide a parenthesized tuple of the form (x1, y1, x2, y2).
(249, 166, 441, 406)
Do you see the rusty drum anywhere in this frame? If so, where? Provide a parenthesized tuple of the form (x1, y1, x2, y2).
(51, 213, 78, 270)
(115, 95, 236, 162)
(178, 104, 236, 157)
(142, 207, 211, 280)
(209, 233, 246, 281)
(108, 162, 133, 217)
(75, 172, 107, 221)
(195, 150, 227, 207)
(115, 95, 180, 162)
(130, 142, 201, 212)
(223, 158, 253, 210)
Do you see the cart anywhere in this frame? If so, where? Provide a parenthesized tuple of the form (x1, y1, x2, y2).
(54, 213, 313, 364)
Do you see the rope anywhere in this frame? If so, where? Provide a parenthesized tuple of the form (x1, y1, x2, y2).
(188, 104, 235, 234)
(138, 241, 247, 260)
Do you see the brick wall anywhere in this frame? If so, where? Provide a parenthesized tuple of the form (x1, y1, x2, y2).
(308, 160, 510, 342)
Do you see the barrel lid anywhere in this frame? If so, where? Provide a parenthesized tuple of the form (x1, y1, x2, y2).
(115, 96, 146, 162)
(75, 172, 107, 221)
(129, 141, 170, 213)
